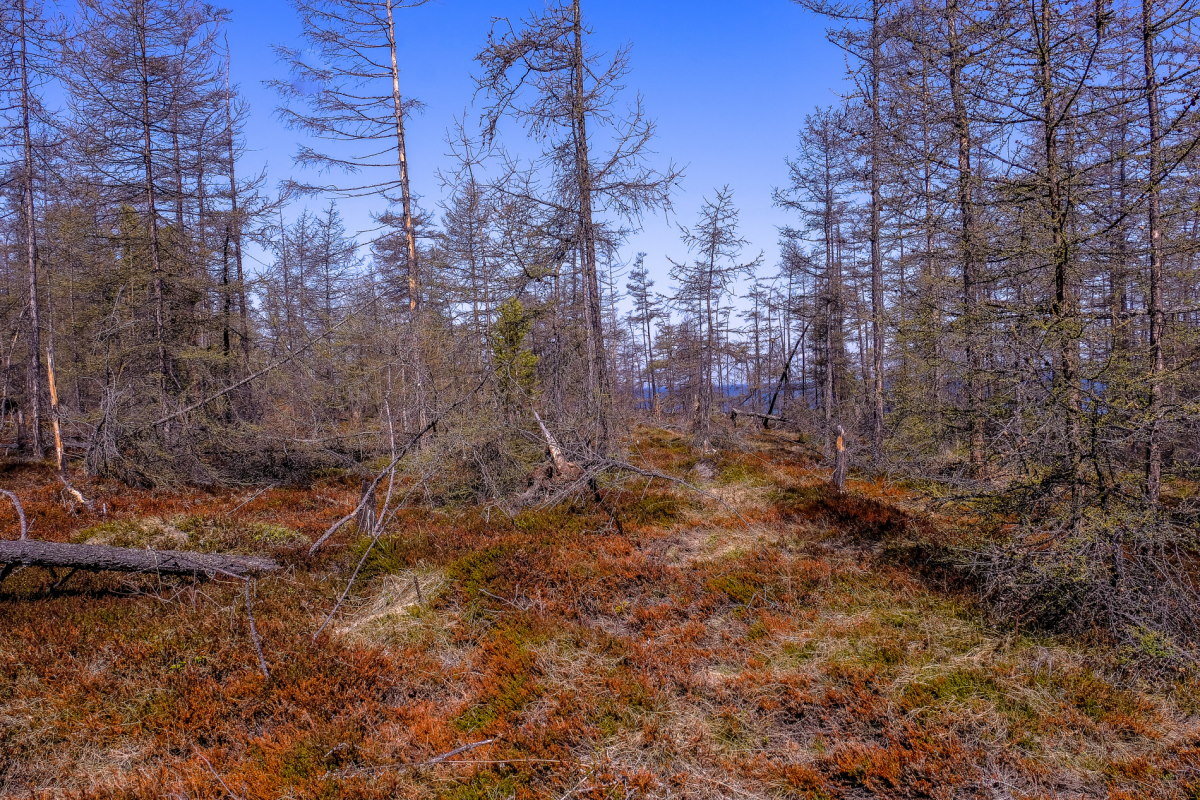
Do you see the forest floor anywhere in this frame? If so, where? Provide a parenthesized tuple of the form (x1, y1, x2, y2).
(1, 426, 1198, 799)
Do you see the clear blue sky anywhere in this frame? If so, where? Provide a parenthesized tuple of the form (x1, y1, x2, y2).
(226, 0, 847, 288)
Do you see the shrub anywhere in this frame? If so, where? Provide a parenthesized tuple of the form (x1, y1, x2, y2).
(971, 510, 1200, 670)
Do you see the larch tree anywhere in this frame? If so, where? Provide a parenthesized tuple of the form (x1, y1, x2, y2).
(669, 188, 761, 452)
(625, 252, 663, 415)
(273, 0, 431, 433)
(475, 0, 680, 450)
(0, 0, 55, 455)
(796, 0, 898, 458)
(776, 107, 853, 450)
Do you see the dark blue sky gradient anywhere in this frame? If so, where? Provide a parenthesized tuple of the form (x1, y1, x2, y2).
(225, 0, 846, 287)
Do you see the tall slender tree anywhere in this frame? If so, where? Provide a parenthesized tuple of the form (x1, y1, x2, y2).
(476, 0, 680, 448)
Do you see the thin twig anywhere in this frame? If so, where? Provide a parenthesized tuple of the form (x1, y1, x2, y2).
(196, 752, 246, 800)
(243, 580, 271, 680)
(426, 737, 497, 765)
(147, 295, 382, 430)
(226, 486, 272, 518)
(0, 489, 28, 539)
(311, 460, 438, 641)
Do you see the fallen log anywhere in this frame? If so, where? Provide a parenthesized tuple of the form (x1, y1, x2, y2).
(729, 408, 788, 426)
(0, 539, 279, 580)
(515, 407, 585, 506)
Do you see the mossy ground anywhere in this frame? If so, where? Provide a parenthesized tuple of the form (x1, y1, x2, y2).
(0, 427, 1197, 798)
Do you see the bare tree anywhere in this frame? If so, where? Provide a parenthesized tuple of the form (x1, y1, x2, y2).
(475, 0, 680, 449)
(273, 0, 427, 313)
(670, 188, 761, 451)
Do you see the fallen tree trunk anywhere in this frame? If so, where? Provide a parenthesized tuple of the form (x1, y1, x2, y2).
(729, 409, 788, 426)
(0, 539, 279, 579)
(515, 407, 585, 506)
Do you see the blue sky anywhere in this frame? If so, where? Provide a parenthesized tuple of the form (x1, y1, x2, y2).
(226, 0, 847, 289)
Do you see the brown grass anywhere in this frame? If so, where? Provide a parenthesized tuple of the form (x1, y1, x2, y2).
(0, 429, 1197, 798)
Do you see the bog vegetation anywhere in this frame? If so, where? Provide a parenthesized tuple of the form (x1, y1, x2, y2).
(2, 0, 1200, 796)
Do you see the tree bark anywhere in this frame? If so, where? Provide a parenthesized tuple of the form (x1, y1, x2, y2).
(384, 0, 420, 313)
(868, 0, 886, 458)
(136, 0, 169, 388)
(1034, 0, 1082, 523)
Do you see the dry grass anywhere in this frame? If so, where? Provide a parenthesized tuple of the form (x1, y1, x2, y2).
(0, 429, 1198, 798)
(336, 569, 447, 645)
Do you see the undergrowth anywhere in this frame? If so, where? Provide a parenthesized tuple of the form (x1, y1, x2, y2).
(0, 428, 1198, 798)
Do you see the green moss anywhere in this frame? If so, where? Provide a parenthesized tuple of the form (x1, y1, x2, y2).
(510, 504, 598, 536)
(769, 485, 823, 518)
(900, 668, 1002, 710)
(1122, 626, 1184, 663)
(443, 773, 521, 800)
(347, 534, 409, 579)
(1045, 671, 1141, 723)
(453, 670, 535, 733)
(707, 570, 763, 605)
(447, 543, 519, 594)
(718, 461, 767, 485)
(174, 515, 304, 551)
(854, 641, 906, 668)
(75, 515, 303, 554)
(778, 640, 819, 665)
(590, 668, 654, 738)
(278, 738, 325, 781)
(624, 493, 683, 524)
(247, 521, 303, 544)
(746, 618, 770, 641)
(74, 517, 187, 549)
(711, 708, 758, 750)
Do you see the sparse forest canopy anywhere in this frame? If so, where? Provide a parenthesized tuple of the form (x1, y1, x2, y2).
(3, 0, 1200, 795)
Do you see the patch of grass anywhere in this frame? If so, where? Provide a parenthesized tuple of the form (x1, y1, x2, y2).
(622, 492, 683, 525)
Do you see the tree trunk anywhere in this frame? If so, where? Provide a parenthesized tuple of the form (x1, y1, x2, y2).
(1142, 0, 1165, 507)
(17, 0, 44, 457)
(868, 0, 886, 458)
(384, 0, 420, 312)
(136, 1, 169, 388)
(384, 0, 427, 435)
(1034, 0, 1082, 523)
(571, 0, 611, 447)
(946, 0, 985, 476)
